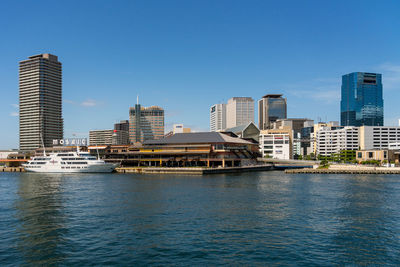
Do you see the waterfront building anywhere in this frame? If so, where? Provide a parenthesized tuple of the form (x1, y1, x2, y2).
(310, 122, 343, 155)
(226, 97, 254, 129)
(19, 53, 63, 151)
(210, 103, 226, 131)
(315, 127, 359, 157)
(341, 72, 383, 126)
(356, 149, 397, 164)
(93, 132, 260, 167)
(258, 94, 287, 130)
(259, 129, 291, 159)
(359, 126, 400, 150)
(129, 105, 164, 143)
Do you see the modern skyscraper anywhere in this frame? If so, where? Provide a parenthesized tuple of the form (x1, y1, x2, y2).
(258, 94, 287, 130)
(226, 97, 254, 128)
(210, 103, 226, 131)
(341, 72, 383, 126)
(19, 54, 63, 151)
(129, 105, 164, 143)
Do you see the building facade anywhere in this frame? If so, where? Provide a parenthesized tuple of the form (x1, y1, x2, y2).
(226, 97, 254, 129)
(89, 130, 113, 145)
(114, 120, 129, 132)
(315, 127, 359, 156)
(173, 124, 191, 134)
(129, 105, 164, 143)
(341, 72, 383, 127)
(19, 54, 63, 150)
(259, 129, 291, 159)
(258, 94, 287, 130)
(210, 103, 226, 131)
(359, 126, 400, 150)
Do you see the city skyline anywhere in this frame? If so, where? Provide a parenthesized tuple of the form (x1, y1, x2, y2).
(1, 1, 400, 149)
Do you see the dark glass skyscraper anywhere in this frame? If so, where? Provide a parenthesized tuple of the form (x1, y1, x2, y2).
(340, 72, 383, 126)
(258, 94, 287, 130)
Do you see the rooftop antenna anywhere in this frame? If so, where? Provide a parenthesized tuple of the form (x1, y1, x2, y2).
(137, 95, 139, 105)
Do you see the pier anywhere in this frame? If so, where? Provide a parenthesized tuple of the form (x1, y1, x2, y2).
(0, 167, 25, 172)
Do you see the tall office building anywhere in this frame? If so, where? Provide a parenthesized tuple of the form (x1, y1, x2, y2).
(226, 97, 254, 128)
(114, 120, 129, 131)
(341, 72, 383, 126)
(258, 94, 287, 130)
(129, 105, 164, 143)
(210, 103, 226, 131)
(19, 54, 63, 151)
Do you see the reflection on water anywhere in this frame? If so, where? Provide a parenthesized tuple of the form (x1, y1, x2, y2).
(333, 175, 398, 265)
(14, 174, 66, 265)
(0, 172, 399, 265)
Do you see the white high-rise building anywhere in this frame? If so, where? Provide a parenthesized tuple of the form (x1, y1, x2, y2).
(316, 127, 359, 156)
(226, 97, 254, 129)
(19, 54, 63, 151)
(210, 104, 226, 131)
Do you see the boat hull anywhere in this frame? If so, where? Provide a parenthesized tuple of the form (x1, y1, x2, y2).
(24, 163, 117, 173)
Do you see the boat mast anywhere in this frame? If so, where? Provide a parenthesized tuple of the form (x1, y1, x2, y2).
(40, 132, 46, 156)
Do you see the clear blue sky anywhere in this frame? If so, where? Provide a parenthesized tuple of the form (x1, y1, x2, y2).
(1, 0, 400, 149)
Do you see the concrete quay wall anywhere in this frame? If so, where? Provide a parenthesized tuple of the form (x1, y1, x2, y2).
(285, 168, 400, 174)
(116, 164, 274, 175)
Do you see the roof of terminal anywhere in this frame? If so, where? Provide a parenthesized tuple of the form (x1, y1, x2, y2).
(143, 132, 254, 145)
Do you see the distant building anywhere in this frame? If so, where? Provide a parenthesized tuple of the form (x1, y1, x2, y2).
(310, 122, 344, 155)
(89, 130, 113, 145)
(258, 94, 287, 130)
(226, 97, 254, 129)
(113, 120, 129, 145)
(359, 126, 400, 150)
(341, 72, 383, 126)
(129, 105, 164, 143)
(315, 127, 359, 157)
(114, 120, 129, 132)
(173, 124, 191, 134)
(259, 129, 291, 159)
(19, 53, 63, 150)
(210, 103, 226, 131)
(270, 118, 313, 157)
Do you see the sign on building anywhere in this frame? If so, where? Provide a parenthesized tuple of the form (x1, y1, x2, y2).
(53, 138, 87, 146)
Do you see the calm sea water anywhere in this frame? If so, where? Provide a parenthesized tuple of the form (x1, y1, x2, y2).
(0, 171, 399, 266)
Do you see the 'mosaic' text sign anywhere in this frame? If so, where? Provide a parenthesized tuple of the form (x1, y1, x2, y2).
(52, 138, 87, 146)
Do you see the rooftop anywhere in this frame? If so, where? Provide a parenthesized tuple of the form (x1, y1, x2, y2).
(143, 132, 254, 145)
(262, 94, 283, 98)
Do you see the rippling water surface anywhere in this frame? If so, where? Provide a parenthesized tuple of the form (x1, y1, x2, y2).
(0, 171, 399, 265)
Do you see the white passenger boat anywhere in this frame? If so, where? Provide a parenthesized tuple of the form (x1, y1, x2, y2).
(23, 151, 117, 173)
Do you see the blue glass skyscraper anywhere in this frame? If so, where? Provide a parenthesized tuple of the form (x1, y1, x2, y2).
(340, 72, 383, 126)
